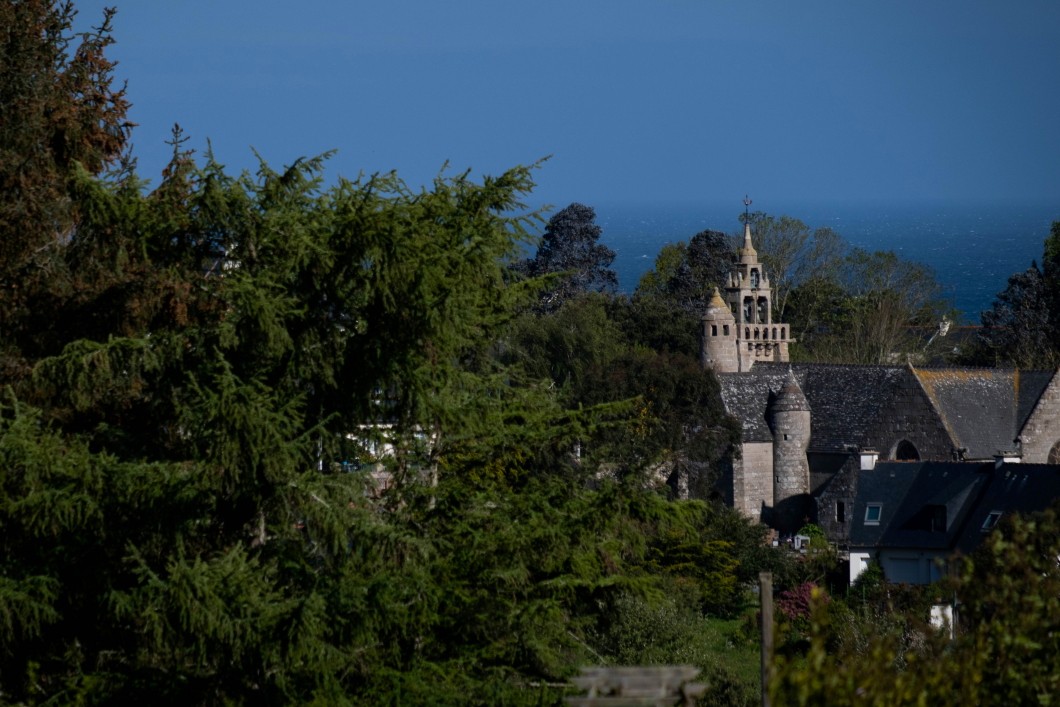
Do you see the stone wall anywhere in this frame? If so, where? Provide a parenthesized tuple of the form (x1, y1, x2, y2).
(813, 456, 860, 545)
(732, 442, 773, 521)
(1020, 370, 1060, 463)
(702, 326, 739, 373)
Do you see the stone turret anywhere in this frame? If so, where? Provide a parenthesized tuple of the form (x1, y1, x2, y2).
(701, 288, 738, 372)
(770, 372, 812, 533)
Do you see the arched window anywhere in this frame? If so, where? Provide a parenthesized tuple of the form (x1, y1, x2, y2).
(745, 327, 750, 339)
(763, 328, 769, 340)
(750, 269, 760, 288)
(781, 326, 786, 339)
(894, 440, 920, 461)
(754, 328, 759, 340)
(1049, 440, 1060, 465)
(773, 327, 778, 339)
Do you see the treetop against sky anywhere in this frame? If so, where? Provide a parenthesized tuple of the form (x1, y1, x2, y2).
(75, 0, 1060, 208)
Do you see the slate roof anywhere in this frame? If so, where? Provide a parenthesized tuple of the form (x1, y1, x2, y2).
(876, 461, 990, 552)
(848, 461, 1060, 561)
(718, 362, 1058, 458)
(952, 463, 1060, 556)
(847, 461, 922, 548)
(912, 368, 1054, 459)
(717, 366, 789, 443)
(718, 362, 913, 451)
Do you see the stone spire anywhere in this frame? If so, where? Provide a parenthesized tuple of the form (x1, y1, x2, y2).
(739, 195, 757, 264)
(739, 221, 757, 264)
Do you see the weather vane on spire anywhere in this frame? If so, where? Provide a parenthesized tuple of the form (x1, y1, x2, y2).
(743, 195, 752, 224)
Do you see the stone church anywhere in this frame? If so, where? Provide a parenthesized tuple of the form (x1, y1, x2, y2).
(704, 221, 1060, 535)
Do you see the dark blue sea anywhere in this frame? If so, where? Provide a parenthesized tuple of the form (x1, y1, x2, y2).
(591, 200, 1059, 324)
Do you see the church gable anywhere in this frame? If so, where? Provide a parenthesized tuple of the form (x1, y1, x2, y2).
(1015, 370, 1055, 432)
(1017, 370, 1060, 463)
(913, 368, 1028, 459)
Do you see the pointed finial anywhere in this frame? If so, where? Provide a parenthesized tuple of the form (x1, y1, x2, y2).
(743, 195, 752, 223)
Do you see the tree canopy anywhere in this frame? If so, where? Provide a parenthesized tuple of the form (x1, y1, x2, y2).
(0, 5, 775, 703)
(966, 221, 1060, 368)
(514, 202, 617, 311)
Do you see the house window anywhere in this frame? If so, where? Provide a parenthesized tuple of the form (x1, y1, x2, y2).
(981, 511, 1002, 532)
(865, 504, 882, 525)
(836, 501, 846, 523)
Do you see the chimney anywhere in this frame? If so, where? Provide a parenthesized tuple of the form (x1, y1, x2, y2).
(994, 450, 1022, 470)
(859, 448, 879, 471)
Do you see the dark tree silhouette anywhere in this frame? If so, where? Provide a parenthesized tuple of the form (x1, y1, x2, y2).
(519, 202, 617, 310)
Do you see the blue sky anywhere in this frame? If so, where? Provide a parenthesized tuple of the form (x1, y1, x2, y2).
(75, 1, 1060, 210)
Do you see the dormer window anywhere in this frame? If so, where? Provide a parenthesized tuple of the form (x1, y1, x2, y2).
(981, 511, 1002, 532)
(865, 504, 882, 525)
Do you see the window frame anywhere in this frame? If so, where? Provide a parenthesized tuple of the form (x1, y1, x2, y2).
(864, 503, 882, 525)
(981, 511, 1002, 532)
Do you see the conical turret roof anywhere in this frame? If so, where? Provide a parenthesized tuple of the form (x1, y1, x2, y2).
(702, 287, 735, 321)
(771, 371, 809, 412)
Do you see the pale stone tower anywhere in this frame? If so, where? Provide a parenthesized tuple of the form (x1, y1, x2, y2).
(700, 200, 793, 373)
(701, 288, 738, 371)
(724, 220, 792, 371)
(770, 372, 812, 533)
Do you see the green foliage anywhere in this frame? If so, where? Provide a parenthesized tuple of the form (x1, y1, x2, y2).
(627, 229, 735, 359)
(587, 594, 760, 706)
(0, 1, 132, 276)
(771, 507, 1060, 705)
(636, 230, 734, 316)
(787, 246, 953, 364)
(0, 6, 773, 702)
(971, 260, 1060, 368)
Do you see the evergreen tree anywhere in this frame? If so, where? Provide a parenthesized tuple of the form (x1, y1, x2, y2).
(974, 261, 1060, 368)
(0, 4, 782, 703)
(0, 1, 131, 275)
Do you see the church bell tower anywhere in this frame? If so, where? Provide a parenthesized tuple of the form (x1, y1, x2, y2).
(701, 197, 793, 372)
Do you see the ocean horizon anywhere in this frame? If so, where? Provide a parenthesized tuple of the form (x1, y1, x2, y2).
(584, 199, 1059, 324)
